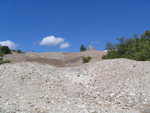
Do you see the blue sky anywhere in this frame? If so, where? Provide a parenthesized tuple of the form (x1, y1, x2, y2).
(0, 0, 150, 52)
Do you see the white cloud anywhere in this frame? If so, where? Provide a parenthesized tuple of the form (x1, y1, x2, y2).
(0, 40, 19, 49)
(40, 36, 64, 46)
(91, 40, 100, 44)
(60, 43, 70, 49)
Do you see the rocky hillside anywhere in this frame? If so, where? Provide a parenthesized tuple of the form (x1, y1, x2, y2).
(0, 59, 150, 113)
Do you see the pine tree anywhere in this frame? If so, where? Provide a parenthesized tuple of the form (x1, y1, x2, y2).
(80, 44, 86, 52)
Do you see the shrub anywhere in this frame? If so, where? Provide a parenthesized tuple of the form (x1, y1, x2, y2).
(3, 60, 11, 63)
(0, 59, 11, 64)
(12, 50, 16, 52)
(0, 60, 3, 64)
(0, 57, 3, 61)
(82, 56, 92, 63)
(17, 50, 22, 53)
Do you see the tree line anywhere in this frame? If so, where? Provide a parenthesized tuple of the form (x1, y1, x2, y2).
(102, 30, 150, 61)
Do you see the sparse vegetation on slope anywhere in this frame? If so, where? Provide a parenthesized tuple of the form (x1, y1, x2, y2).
(103, 30, 150, 61)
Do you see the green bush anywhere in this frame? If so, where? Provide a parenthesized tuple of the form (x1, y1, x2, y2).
(82, 56, 92, 63)
(12, 50, 16, 52)
(17, 50, 22, 53)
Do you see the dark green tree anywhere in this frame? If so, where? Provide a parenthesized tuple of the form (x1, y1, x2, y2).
(134, 33, 137, 38)
(0, 46, 11, 54)
(0, 45, 11, 64)
(80, 44, 86, 52)
(105, 41, 115, 52)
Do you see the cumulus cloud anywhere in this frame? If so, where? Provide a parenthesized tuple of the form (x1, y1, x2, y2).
(60, 43, 70, 49)
(0, 40, 19, 49)
(91, 40, 100, 44)
(40, 36, 64, 46)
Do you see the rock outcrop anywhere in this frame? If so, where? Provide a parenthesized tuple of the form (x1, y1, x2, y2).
(88, 45, 95, 51)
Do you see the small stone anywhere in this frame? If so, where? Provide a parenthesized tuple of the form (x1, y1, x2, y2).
(133, 65, 136, 67)
(31, 104, 34, 107)
(44, 95, 49, 100)
(77, 75, 80, 77)
(39, 96, 43, 99)
(34, 108, 38, 110)
(142, 93, 145, 96)
(110, 93, 115, 97)
(6, 110, 10, 113)
(16, 109, 20, 111)
(79, 83, 82, 86)
(117, 102, 121, 104)
(47, 101, 50, 103)
(27, 102, 32, 104)
(129, 101, 132, 104)
(122, 106, 128, 109)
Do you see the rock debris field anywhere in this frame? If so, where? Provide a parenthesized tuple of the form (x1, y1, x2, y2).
(1, 53, 150, 112)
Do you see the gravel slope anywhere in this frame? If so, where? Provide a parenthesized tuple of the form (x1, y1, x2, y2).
(0, 59, 150, 113)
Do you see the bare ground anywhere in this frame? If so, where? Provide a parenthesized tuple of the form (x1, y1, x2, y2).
(0, 51, 150, 113)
